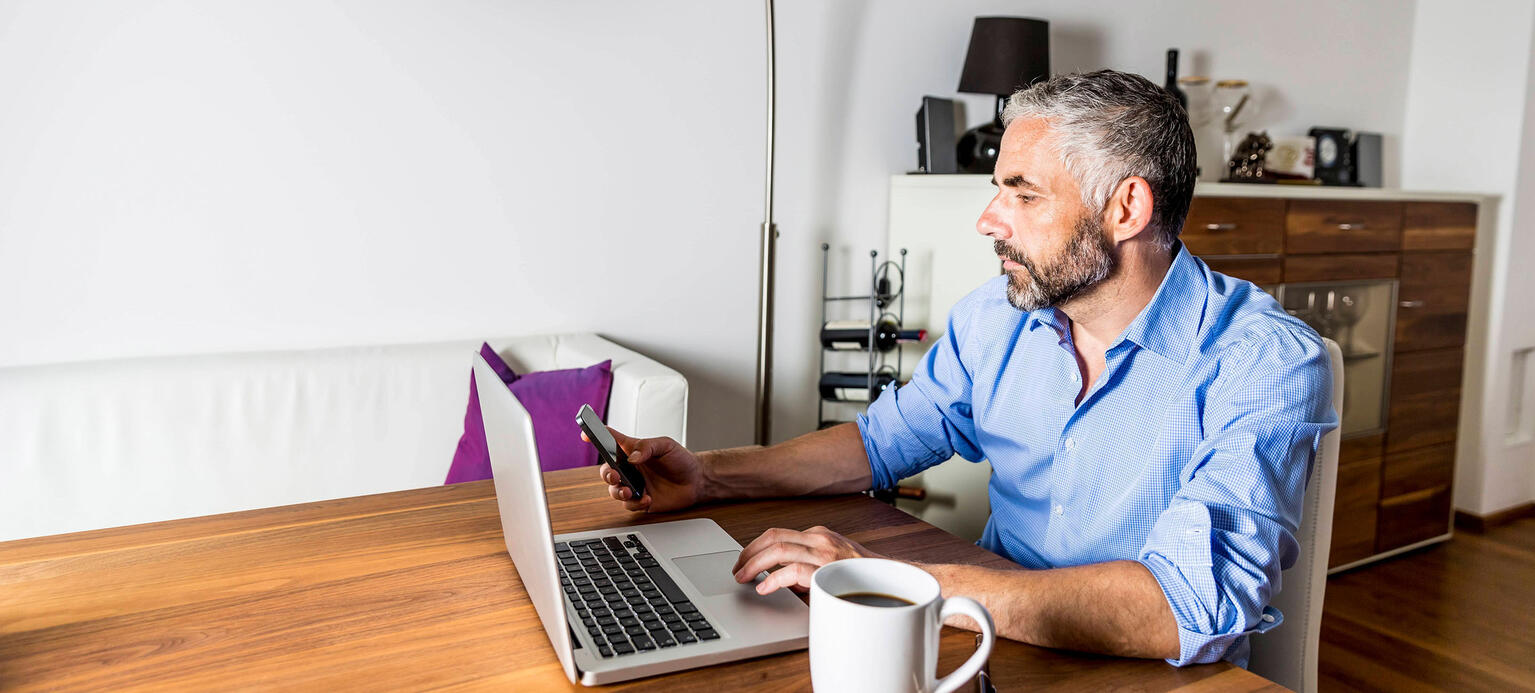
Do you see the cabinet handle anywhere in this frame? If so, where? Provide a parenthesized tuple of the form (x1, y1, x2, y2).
(1337, 222, 1367, 230)
(1204, 222, 1238, 232)
(1399, 300, 1425, 309)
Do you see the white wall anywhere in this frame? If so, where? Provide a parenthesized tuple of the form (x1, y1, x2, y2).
(1400, 0, 1535, 515)
(0, 1, 1448, 466)
(768, 0, 1416, 443)
(0, 0, 764, 450)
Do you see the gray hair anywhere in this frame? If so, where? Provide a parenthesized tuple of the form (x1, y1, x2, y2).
(1000, 70, 1197, 251)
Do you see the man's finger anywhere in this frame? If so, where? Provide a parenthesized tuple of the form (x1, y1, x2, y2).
(734, 526, 837, 572)
(606, 426, 638, 455)
(734, 528, 808, 571)
(625, 435, 678, 465)
(756, 562, 816, 595)
(595, 463, 625, 487)
(623, 493, 652, 513)
(734, 542, 825, 583)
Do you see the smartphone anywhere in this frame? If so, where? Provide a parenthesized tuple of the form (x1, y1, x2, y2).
(576, 404, 646, 499)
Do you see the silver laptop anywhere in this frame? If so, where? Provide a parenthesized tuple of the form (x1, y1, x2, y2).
(473, 353, 809, 686)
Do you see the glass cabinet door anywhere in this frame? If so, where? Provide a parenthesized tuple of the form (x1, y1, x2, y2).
(1277, 279, 1397, 437)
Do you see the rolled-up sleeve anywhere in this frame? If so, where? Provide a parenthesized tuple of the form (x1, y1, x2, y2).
(1138, 323, 1337, 666)
(856, 288, 987, 490)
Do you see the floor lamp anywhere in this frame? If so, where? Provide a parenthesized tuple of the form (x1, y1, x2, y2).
(754, 0, 777, 446)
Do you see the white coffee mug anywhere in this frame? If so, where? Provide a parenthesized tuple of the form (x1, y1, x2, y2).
(809, 558, 995, 693)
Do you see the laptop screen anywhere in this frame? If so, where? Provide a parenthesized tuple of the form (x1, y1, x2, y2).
(473, 351, 578, 682)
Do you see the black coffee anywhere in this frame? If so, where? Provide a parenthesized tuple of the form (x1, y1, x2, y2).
(836, 591, 915, 608)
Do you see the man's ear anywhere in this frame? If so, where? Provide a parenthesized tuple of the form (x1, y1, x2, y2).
(1103, 176, 1155, 244)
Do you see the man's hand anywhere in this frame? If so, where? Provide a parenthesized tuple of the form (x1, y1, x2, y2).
(588, 428, 706, 513)
(731, 526, 885, 595)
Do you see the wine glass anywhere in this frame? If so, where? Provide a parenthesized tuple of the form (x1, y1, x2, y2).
(1334, 289, 1365, 354)
(1213, 79, 1257, 163)
(1290, 290, 1320, 332)
(1177, 76, 1213, 128)
(1319, 290, 1341, 341)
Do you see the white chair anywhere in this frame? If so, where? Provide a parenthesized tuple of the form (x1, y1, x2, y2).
(1247, 338, 1344, 692)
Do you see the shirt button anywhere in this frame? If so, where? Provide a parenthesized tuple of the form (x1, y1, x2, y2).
(1064, 437, 1076, 451)
(1261, 614, 1276, 623)
(1053, 504, 1064, 516)
(1070, 371, 1080, 382)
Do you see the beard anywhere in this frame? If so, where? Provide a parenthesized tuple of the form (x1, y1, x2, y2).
(996, 213, 1118, 312)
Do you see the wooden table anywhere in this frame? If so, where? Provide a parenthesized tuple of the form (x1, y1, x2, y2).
(0, 469, 1283, 691)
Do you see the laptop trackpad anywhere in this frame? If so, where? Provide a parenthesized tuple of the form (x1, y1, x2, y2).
(672, 550, 749, 596)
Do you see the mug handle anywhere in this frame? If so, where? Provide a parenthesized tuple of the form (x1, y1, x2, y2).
(932, 596, 995, 693)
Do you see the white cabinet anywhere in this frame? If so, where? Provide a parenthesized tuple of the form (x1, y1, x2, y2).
(885, 174, 998, 541)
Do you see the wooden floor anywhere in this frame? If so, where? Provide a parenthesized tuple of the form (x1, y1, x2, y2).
(1318, 517, 1535, 692)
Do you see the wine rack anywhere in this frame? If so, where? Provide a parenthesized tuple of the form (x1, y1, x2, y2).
(816, 244, 908, 427)
(817, 243, 921, 504)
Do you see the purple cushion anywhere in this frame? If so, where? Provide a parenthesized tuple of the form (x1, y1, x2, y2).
(445, 343, 614, 483)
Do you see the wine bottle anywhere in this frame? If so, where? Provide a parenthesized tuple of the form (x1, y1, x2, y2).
(819, 371, 900, 402)
(819, 318, 926, 352)
(1165, 48, 1187, 109)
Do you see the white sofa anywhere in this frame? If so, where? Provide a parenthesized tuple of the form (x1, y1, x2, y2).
(0, 334, 688, 542)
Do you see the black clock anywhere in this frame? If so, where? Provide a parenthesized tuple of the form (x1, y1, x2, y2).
(1308, 127, 1353, 185)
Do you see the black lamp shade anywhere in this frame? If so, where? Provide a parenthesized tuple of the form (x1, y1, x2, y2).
(957, 17, 1050, 96)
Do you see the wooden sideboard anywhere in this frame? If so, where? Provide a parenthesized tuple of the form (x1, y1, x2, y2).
(885, 176, 1489, 573)
(1189, 190, 1482, 570)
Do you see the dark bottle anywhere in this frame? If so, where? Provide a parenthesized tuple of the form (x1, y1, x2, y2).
(1165, 49, 1187, 109)
(819, 371, 900, 402)
(819, 318, 926, 352)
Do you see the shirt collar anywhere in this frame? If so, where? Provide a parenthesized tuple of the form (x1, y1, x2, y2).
(1024, 305, 1069, 340)
(1021, 242, 1208, 361)
(1112, 242, 1207, 363)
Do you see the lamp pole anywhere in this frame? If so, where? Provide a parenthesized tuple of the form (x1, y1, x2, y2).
(753, 0, 778, 446)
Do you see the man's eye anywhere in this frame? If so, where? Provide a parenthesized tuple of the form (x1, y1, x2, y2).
(1017, 195, 1036, 203)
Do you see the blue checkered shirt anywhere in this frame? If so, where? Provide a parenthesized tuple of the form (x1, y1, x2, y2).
(856, 244, 1337, 667)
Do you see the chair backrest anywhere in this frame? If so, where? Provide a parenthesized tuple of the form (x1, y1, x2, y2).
(1247, 338, 1344, 692)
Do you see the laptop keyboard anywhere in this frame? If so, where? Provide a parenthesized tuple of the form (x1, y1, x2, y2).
(557, 534, 719, 658)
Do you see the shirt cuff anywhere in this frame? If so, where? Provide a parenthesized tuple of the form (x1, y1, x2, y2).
(855, 385, 948, 490)
(1140, 554, 1280, 666)
(855, 412, 898, 490)
(1138, 502, 1283, 667)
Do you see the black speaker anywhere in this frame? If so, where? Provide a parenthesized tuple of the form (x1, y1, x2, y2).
(1351, 132, 1383, 188)
(916, 96, 959, 174)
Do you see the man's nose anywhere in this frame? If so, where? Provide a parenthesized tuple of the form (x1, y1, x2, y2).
(976, 198, 1009, 240)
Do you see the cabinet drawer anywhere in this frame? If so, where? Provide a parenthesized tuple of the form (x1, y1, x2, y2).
(1203, 256, 1281, 285)
(1381, 442, 1456, 498)
(1182, 197, 1285, 255)
(1286, 200, 1403, 254)
(1396, 252, 1473, 351)
(1386, 348, 1464, 453)
(1377, 485, 1452, 552)
(1403, 202, 1477, 251)
(1283, 253, 1398, 283)
(1329, 456, 1381, 569)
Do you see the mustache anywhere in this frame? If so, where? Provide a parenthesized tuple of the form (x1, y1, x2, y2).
(993, 240, 1028, 266)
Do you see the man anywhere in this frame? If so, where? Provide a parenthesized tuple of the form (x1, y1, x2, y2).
(593, 70, 1336, 667)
